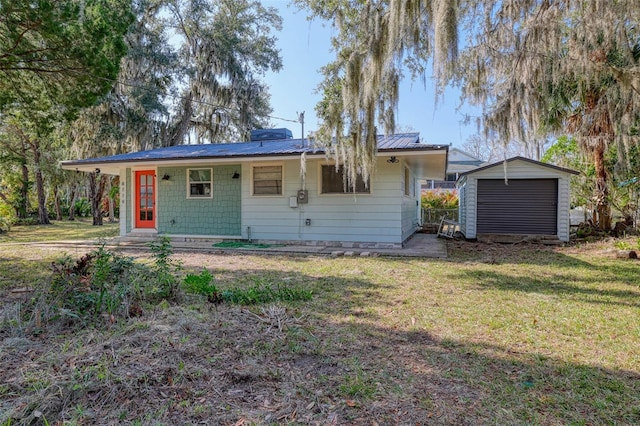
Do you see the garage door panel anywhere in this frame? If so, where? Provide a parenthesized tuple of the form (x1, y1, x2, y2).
(477, 179, 558, 235)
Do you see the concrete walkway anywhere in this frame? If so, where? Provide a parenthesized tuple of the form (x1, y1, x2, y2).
(10, 233, 447, 258)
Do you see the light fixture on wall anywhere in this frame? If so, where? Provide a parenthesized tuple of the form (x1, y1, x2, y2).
(162, 173, 171, 181)
(232, 171, 240, 179)
(387, 156, 399, 164)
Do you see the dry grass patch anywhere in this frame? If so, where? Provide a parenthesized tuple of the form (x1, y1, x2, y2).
(0, 238, 639, 424)
(0, 219, 118, 243)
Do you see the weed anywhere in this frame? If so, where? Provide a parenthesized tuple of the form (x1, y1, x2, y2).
(615, 240, 633, 250)
(220, 278, 312, 305)
(339, 359, 377, 400)
(147, 236, 183, 301)
(183, 269, 222, 303)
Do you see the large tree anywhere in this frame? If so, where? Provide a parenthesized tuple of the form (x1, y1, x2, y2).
(297, 0, 640, 230)
(296, 0, 458, 188)
(0, 0, 133, 224)
(0, 0, 134, 112)
(69, 0, 283, 155)
(65, 0, 282, 224)
(457, 1, 640, 230)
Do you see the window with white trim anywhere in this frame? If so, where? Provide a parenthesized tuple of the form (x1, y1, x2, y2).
(187, 168, 212, 198)
(252, 165, 283, 195)
(321, 165, 369, 194)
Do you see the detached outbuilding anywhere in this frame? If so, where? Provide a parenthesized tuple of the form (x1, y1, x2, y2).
(457, 157, 579, 242)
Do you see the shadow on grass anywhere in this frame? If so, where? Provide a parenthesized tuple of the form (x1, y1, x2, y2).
(200, 263, 640, 423)
(211, 267, 639, 423)
(2, 251, 639, 424)
(0, 255, 54, 291)
(456, 263, 640, 308)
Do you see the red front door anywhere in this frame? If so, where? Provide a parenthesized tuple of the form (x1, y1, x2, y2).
(135, 170, 156, 228)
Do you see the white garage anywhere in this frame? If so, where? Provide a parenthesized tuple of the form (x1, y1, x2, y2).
(457, 157, 578, 242)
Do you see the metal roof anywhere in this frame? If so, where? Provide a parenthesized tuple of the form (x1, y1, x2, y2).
(62, 133, 447, 168)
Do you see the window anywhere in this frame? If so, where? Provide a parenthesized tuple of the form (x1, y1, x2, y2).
(253, 165, 282, 195)
(188, 168, 212, 198)
(321, 165, 369, 194)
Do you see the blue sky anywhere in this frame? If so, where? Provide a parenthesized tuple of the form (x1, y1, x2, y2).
(262, 1, 480, 148)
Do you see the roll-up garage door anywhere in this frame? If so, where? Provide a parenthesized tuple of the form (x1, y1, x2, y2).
(477, 179, 558, 235)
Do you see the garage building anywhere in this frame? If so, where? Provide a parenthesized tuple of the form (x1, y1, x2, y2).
(457, 157, 578, 242)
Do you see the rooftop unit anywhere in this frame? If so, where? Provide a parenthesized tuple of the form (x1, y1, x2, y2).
(250, 128, 293, 142)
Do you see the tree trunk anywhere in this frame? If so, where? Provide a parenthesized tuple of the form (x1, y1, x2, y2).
(89, 173, 107, 226)
(17, 142, 30, 219)
(169, 94, 193, 146)
(68, 183, 77, 220)
(31, 140, 50, 225)
(53, 186, 62, 220)
(106, 178, 115, 223)
(592, 142, 611, 231)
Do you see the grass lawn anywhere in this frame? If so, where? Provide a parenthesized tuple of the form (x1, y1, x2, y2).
(0, 228, 639, 424)
(0, 218, 119, 243)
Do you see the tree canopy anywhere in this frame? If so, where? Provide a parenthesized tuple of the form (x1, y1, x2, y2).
(0, 0, 134, 111)
(297, 0, 640, 228)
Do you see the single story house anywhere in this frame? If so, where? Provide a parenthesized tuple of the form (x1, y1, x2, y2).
(62, 132, 448, 248)
(456, 156, 579, 242)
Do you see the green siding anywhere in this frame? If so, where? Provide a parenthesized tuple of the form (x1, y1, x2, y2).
(157, 165, 241, 236)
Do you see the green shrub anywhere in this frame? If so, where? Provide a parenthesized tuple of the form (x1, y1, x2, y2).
(46, 246, 141, 326)
(0, 216, 10, 233)
(183, 269, 222, 303)
(615, 241, 633, 250)
(147, 236, 183, 302)
(221, 278, 312, 305)
(421, 189, 459, 209)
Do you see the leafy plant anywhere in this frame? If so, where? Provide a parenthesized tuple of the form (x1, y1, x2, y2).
(183, 269, 222, 303)
(0, 216, 10, 233)
(147, 236, 183, 302)
(46, 246, 139, 326)
(221, 278, 312, 305)
(421, 189, 459, 209)
(615, 241, 633, 250)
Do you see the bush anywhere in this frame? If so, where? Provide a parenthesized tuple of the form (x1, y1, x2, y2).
(421, 189, 459, 209)
(183, 269, 222, 303)
(0, 216, 10, 233)
(45, 246, 143, 326)
(34, 238, 183, 329)
(147, 236, 183, 302)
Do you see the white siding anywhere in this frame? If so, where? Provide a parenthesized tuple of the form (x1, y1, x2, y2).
(458, 159, 575, 241)
(458, 177, 467, 236)
(241, 157, 404, 244)
(557, 178, 571, 241)
(401, 163, 420, 241)
(465, 177, 478, 239)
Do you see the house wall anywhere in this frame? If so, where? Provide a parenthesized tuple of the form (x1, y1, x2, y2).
(240, 157, 405, 247)
(401, 164, 420, 242)
(458, 177, 468, 236)
(458, 160, 573, 241)
(156, 165, 241, 236)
